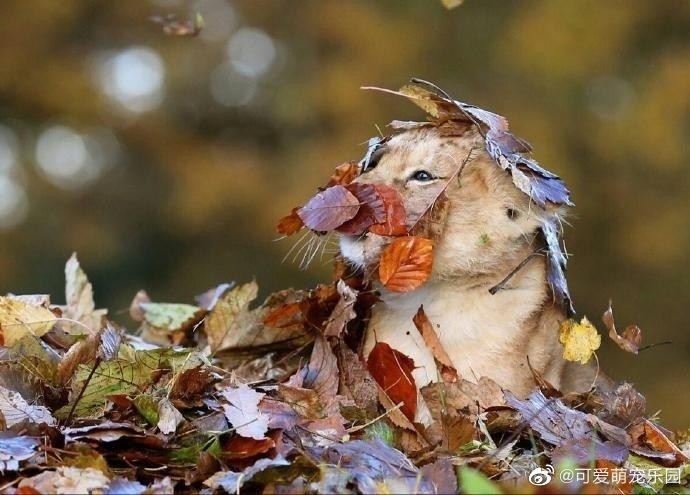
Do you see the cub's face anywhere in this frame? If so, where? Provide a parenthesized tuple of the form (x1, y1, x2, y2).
(339, 126, 558, 281)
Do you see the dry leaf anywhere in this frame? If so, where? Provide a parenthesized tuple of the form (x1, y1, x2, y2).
(327, 162, 360, 187)
(63, 254, 106, 334)
(0, 296, 56, 346)
(368, 184, 408, 236)
(602, 302, 642, 354)
(0, 433, 39, 471)
(409, 192, 450, 242)
(366, 342, 417, 421)
(335, 342, 378, 415)
(150, 12, 204, 36)
(323, 280, 358, 338)
(221, 383, 269, 440)
(204, 281, 258, 352)
(297, 185, 360, 232)
(18, 467, 110, 494)
(276, 207, 304, 236)
(157, 398, 184, 435)
(441, 0, 464, 10)
(379, 236, 433, 292)
(412, 305, 458, 382)
(336, 183, 386, 235)
(0, 385, 56, 427)
(629, 418, 689, 466)
(559, 316, 601, 364)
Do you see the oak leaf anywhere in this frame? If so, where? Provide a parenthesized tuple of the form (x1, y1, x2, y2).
(379, 236, 433, 292)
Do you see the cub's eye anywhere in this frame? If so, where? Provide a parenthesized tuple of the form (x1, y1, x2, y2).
(410, 170, 436, 182)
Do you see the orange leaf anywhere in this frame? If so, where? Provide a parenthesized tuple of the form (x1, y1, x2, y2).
(367, 342, 417, 421)
(276, 208, 303, 236)
(412, 305, 458, 382)
(327, 162, 360, 187)
(379, 237, 433, 292)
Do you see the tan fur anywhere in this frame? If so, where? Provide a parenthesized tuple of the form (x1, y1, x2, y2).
(339, 127, 594, 419)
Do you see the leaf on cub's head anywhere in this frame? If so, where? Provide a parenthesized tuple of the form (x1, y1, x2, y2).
(0, 296, 56, 346)
(327, 162, 361, 187)
(379, 236, 433, 292)
(276, 207, 304, 236)
(366, 342, 417, 421)
(559, 317, 601, 364)
(297, 185, 360, 232)
(602, 301, 642, 355)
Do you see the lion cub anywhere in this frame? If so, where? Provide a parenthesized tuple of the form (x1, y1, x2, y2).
(339, 125, 594, 408)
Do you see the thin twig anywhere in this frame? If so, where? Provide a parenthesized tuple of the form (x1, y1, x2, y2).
(488, 252, 544, 295)
(65, 356, 101, 424)
(638, 340, 672, 352)
(346, 402, 404, 433)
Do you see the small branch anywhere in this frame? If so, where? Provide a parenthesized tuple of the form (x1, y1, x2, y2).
(65, 356, 101, 424)
(489, 252, 543, 295)
(346, 402, 404, 433)
(638, 340, 672, 353)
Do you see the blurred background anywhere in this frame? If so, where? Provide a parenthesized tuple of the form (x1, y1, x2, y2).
(0, 0, 688, 427)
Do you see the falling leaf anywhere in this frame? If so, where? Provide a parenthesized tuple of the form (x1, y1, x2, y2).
(367, 342, 417, 421)
(157, 398, 184, 435)
(602, 302, 642, 354)
(0, 296, 56, 346)
(0, 433, 39, 471)
(379, 236, 434, 292)
(276, 207, 304, 236)
(297, 185, 360, 232)
(412, 305, 458, 382)
(559, 316, 601, 364)
(150, 12, 204, 37)
(323, 280, 358, 338)
(0, 385, 56, 427)
(221, 383, 269, 440)
(327, 162, 360, 187)
(368, 185, 408, 236)
(63, 254, 106, 334)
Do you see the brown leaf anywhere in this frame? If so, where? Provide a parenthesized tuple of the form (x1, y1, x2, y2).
(378, 236, 433, 292)
(368, 185, 408, 236)
(598, 382, 646, 428)
(602, 302, 642, 354)
(262, 301, 302, 328)
(297, 185, 360, 232)
(336, 342, 378, 414)
(367, 342, 417, 421)
(323, 281, 358, 338)
(526, 355, 561, 398)
(150, 13, 204, 37)
(327, 162, 360, 187)
(336, 183, 386, 235)
(409, 192, 450, 242)
(412, 305, 458, 382)
(276, 207, 304, 236)
(129, 290, 151, 322)
(628, 418, 689, 466)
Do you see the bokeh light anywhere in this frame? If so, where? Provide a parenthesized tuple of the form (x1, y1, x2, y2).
(0, 175, 28, 229)
(209, 62, 257, 107)
(195, 0, 238, 43)
(226, 28, 276, 78)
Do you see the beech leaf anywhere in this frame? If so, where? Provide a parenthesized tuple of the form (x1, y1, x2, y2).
(367, 342, 417, 421)
(297, 185, 360, 231)
(368, 184, 408, 236)
(379, 236, 434, 292)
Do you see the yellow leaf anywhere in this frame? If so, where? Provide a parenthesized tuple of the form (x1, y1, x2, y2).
(559, 317, 601, 364)
(441, 0, 465, 10)
(0, 296, 56, 346)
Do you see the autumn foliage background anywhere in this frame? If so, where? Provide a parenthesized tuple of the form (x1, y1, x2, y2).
(0, 0, 688, 428)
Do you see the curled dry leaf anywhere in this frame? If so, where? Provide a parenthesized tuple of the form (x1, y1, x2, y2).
(412, 305, 458, 382)
(602, 302, 642, 354)
(297, 185, 360, 232)
(323, 280, 358, 338)
(276, 207, 304, 236)
(327, 161, 360, 187)
(63, 253, 106, 334)
(366, 342, 417, 421)
(629, 418, 689, 466)
(559, 316, 601, 364)
(379, 236, 433, 292)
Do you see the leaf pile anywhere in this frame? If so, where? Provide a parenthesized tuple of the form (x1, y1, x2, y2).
(0, 255, 687, 494)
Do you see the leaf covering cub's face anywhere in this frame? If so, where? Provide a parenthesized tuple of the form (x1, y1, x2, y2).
(339, 125, 560, 282)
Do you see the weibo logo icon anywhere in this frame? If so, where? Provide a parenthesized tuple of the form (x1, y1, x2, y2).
(528, 465, 554, 486)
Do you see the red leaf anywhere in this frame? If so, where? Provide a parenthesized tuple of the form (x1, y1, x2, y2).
(276, 208, 304, 236)
(336, 183, 386, 235)
(369, 185, 408, 236)
(367, 342, 417, 421)
(379, 237, 433, 292)
(298, 185, 360, 231)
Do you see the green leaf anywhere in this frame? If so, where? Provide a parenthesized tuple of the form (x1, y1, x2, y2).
(133, 393, 159, 426)
(140, 302, 204, 332)
(458, 467, 503, 495)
